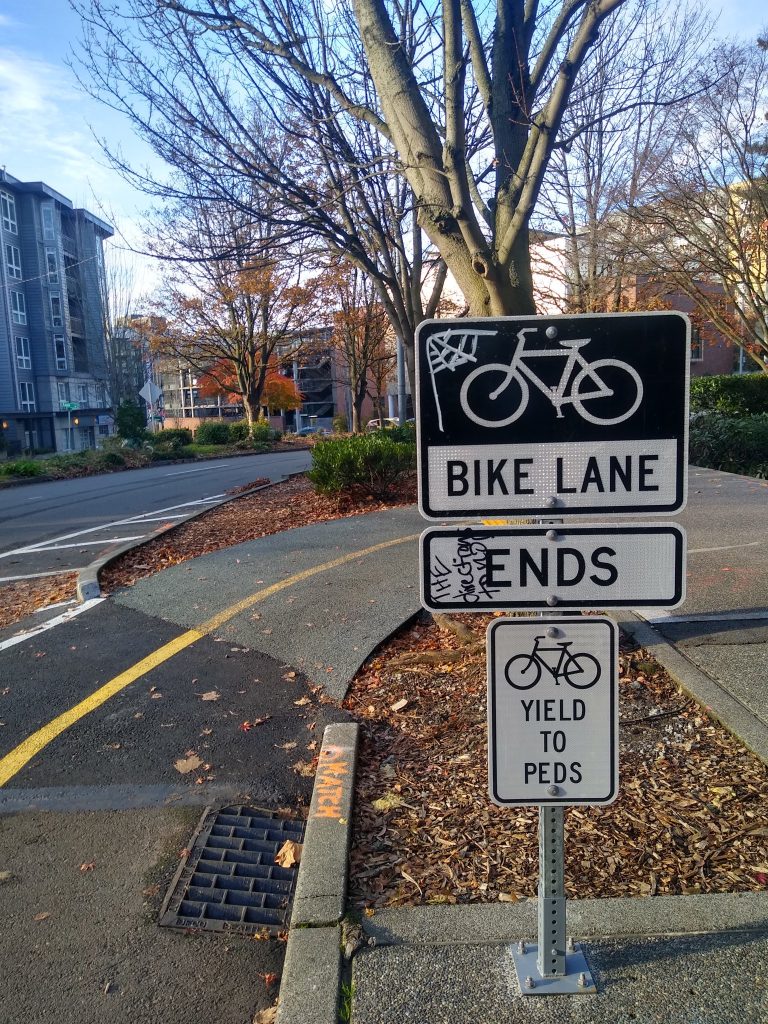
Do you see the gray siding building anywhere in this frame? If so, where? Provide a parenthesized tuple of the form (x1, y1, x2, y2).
(0, 171, 113, 454)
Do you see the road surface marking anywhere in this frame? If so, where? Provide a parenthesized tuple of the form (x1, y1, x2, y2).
(0, 497, 225, 561)
(17, 537, 144, 552)
(688, 541, 761, 554)
(0, 570, 76, 582)
(0, 598, 105, 653)
(0, 533, 419, 786)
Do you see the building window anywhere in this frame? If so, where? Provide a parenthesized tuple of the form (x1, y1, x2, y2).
(19, 381, 36, 412)
(41, 203, 55, 240)
(1, 191, 17, 233)
(11, 291, 26, 324)
(6, 244, 21, 280)
(78, 383, 88, 406)
(46, 248, 59, 284)
(50, 294, 63, 328)
(54, 335, 67, 370)
(58, 381, 70, 405)
(691, 327, 703, 362)
(15, 336, 31, 369)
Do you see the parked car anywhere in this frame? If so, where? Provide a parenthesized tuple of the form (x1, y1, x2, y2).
(295, 425, 326, 436)
(365, 418, 399, 431)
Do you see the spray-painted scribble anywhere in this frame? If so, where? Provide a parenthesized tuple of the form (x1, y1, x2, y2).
(429, 534, 503, 604)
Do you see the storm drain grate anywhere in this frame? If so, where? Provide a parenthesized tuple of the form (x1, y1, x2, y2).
(159, 805, 305, 936)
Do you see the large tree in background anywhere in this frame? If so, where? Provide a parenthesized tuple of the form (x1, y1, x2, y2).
(149, 194, 322, 424)
(630, 37, 768, 370)
(532, 0, 711, 314)
(73, 2, 447, 393)
(323, 262, 396, 432)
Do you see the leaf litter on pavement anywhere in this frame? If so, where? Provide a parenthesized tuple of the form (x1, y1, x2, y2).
(343, 612, 768, 908)
(9, 470, 767, 907)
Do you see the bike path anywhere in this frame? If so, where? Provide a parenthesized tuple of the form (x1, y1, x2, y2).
(111, 506, 426, 701)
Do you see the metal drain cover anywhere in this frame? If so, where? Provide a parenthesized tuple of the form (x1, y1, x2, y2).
(159, 805, 305, 935)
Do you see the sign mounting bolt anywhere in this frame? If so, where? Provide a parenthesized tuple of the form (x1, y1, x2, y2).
(547, 595, 558, 607)
(578, 972, 590, 988)
(545, 496, 558, 508)
(546, 529, 558, 540)
(547, 785, 560, 796)
(517, 941, 526, 955)
(525, 976, 535, 989)
(546, 326, 558, 339)
(546, 626, 560, 638)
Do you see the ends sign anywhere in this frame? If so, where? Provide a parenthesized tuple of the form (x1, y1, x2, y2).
(416, 312, 690, 519)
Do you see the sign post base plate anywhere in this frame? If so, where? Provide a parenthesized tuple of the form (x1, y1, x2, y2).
(511, 943, 597, 995)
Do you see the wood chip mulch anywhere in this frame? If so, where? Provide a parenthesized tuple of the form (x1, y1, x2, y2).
(343, 613, 768, 907)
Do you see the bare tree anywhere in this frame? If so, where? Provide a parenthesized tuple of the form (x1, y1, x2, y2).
(72, 2, 446, 392)
(631, 37, 768, 369)
(533, 0, 712, 314)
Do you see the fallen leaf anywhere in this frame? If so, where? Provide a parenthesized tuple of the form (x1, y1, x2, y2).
(390, 699, 408, 712)
(33, 912, 51, 922)
(0, 871, 13, 883)
(372, 792, 404, 812)
(293, 697, 311, 706)
(283, 671, 297, 681)
(259, 972, 280, 989)
(79, 861, 96, 873)
(174, 754, 203, 774)
(275, 840, 303, 868)
(199, 691, 221, 702)
(498, 892, 520, 903)
(292, 760, 316, 777)
(276, 741, 298, 750)
(253, 1007, 278, 1024)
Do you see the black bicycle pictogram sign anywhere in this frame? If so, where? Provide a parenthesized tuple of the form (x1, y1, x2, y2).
(504, 635, 601, 690)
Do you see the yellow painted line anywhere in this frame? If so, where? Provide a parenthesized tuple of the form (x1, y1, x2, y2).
(0, 533, 419, 788)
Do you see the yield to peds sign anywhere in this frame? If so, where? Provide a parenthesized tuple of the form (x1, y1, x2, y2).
(416, 312, 689, 519)
(487, 616, 619, 806)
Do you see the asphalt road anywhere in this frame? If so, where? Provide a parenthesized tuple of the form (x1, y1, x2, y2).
(0, 449, 311, 579)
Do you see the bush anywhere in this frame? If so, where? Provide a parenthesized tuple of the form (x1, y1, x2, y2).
(690, 374, 768, 417)
(195, 421, 231, 445)
(250, 420, 271, 444)
(227, 420, 251, 443)
(308, 432, 416, 499)
(689, 412, 768, 477)
(115, 399, 147, 440)
(332, 413, 348, 433)
(98, 451, 126, 468)
(0, 459, 44, 478)
(155, 427, 193, 446)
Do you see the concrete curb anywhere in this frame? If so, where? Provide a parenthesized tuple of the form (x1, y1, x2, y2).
(614, 613, 768, 765)
(76, 473, 304, 603)
(359, 892, 768, 947)
(277, 722, 359, 1024)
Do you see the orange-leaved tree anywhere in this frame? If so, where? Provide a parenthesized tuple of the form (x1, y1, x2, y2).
(197, 358, 303, 414)
(149, 195, 321, 424)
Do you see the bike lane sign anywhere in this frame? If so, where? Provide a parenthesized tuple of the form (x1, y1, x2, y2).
(415, 312, 690, 519)
(487, 616, 619, 806)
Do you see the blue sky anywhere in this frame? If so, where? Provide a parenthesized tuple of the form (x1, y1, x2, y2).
(1, 0, 766, 293)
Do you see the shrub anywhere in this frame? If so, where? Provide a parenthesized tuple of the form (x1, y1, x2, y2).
(332, 413, 348, 433)
(195, 420, 231, 445)
(228, 420, 252, 443)
(250, 420, 271, 444)
(98, 451, 126, 468)
(689, 374, 768, 417)
(689, 412, 768, 477)
(0, 459, 44, 478)
(155, 427, 193, 446)
(308, 432, 416, 499)
(115, 399, 147, 440)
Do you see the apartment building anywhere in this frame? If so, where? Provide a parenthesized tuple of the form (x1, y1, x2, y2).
(0, 171, 113, 454)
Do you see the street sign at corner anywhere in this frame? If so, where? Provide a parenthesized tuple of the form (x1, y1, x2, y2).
(487, 616, 619, 806)
(415, 312, 690, 520)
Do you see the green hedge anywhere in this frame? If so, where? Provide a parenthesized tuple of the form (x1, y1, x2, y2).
(307, 432, 416, 499)
(0, 459, 44, 478)
(689, 412, 768, 478)
(690, 374, 768, 416)
(154, 427, 193, 447)
(195, 421, 231, 445)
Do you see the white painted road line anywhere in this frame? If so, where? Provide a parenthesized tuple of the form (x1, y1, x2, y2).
(10, 537, 145, 553)
(0, 570, 77, 583)
(0, 598, 104, 652)
(688, 541, 762, 554)
(637, 609, 768, 625)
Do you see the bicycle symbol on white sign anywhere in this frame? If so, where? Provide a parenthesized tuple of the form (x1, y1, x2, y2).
(425, 325, 643, 432)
